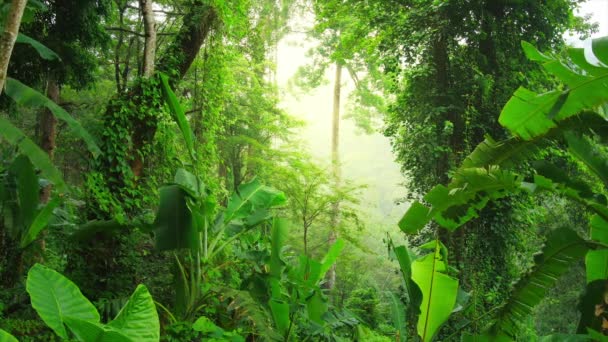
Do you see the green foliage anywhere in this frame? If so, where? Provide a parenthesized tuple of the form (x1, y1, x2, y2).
(0, 329, 17, 342)
(26, 264, 159, 341)
(0, 119, 67, 193)
(4, 78, 100, 158)
(27, 264, 100, 339)
(411, 241, 458, 342)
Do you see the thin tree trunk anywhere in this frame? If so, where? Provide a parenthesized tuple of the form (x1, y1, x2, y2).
(0, 0, 27, 94)
(326, 62, 342, 291)
(40, 77, 59, 203)
(139, 0, 156, 77)
(36, 76, 59, 257)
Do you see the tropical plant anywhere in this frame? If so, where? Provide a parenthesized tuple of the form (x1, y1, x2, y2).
(397, 36, 608, 340)
(26, 263, 159, 341)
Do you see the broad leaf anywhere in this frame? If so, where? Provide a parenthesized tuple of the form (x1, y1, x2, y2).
(10, 155, 39, 230)
(0, 329, 18, 342)
(394, 245, 422, 317)
(27, 264, 99, 339)
(16, 33, 60, 60)
(499, 41, 608, 141)
(159, 73, 195, 162)
(153, 185, 198, 251)
(491, 228, 589, 337)
(565, 131, 608, 190)
(64, 317, 132, 342)
(306, 290, 327, 324)
(0, 118, 67, 193)
(5, 78, 101, 157)
(20, 197, 59, 248)
(411, 240, 458, 342)
(586, 215, 608, 283)
(107, 285, 159, 342)
(224, 179, 286, 223)
(387, 292, 408, 341)
(398, 201, 429, 234)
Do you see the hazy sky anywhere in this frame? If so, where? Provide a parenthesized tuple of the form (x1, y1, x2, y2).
(275, 1, 608, 223)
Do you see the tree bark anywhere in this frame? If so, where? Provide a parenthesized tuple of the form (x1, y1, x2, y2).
(0, 0, 27, 94)
(39, 77, 60, 203)
(139, 0, 156, 77)
(326, 62, 342, 291)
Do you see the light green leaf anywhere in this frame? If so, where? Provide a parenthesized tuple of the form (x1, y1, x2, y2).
(26, 264, 99, 339)
(270, 218, 288, 279)
(269, 298, 290, 336)
(174, 168, 200, 197)
(20, 197, 59, 248)
(0, 329, 18, 342)
(319, 238, 344, 281)
(398, 201, 430, 234)
(5, 78, 100, 157)
(591, 36, 608, 66)
(159, 73, 195, 162)
(107, 285, 159, 342)
(411, 240, 458, 342)
(394, 246, 422, 317)
(585, 250, 608, 283)
(192, 316, 222, 334)
(16, 33, 60, 60)
(306, 290, 327, 324)
(0, 118, 66, 193)
(499, 42, 608, 141)
(64, 317, 132, 342)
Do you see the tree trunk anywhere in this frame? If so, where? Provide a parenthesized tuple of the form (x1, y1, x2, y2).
(40, 77, 59, 203)
(326, 62, 342, 291)
(139, 0, 156, 77)
(0, 0, 27, 94)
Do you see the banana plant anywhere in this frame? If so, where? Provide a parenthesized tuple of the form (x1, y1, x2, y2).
(150, 74, 287, 321)
(263, 218, 347, 341)
(397, 36, 608, 340)
(25, 264, 159, 342)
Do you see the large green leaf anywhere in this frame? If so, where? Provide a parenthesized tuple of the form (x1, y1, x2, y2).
(224, 179, 287, 223)
(565, 131, 608, 190)
(20, 197, 59, 248)
(153, 185, 198, 251)
(394, 245, 422, 317)
(107, 285, 159, 342)
(26, 264, 99, 339)
(318, 238, 345, 282)
(411, 240, 458, 342)
(0, 329, 18, 342)
(64, 317, 132, 342)
(0, 118, 67, 193)
(9, 155, 39, 230)
(159, 73, 195, 162)
(586, 215, 608, 283)
(398, 201, 430, 234)
(268, 218, 290, 336)
(306, 290, 327, 324)
(387, 292, 408, 342)
(5, 78, 100, 157)
(16, 33, 60, 60)
(491, 228, 589, 337)
(499, 41, 608, 141)
(269, 218, 288, 279)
